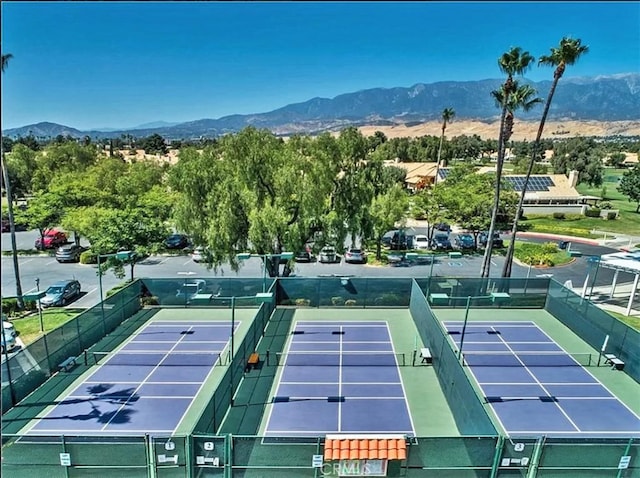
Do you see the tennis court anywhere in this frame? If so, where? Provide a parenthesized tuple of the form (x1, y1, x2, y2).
(445, 320, 640, 438)
(264, 321, 415, 437)
(23, 319, 237, 436)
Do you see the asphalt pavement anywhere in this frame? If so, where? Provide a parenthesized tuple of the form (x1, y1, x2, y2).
(2, 228, 637, 312)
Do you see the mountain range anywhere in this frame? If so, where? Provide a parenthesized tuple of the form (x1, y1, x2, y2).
(5, 73, 639, 140)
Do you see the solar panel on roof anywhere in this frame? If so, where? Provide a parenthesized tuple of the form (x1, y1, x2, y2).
(504, 176, 555, 192)
(438, 168, 450, 179)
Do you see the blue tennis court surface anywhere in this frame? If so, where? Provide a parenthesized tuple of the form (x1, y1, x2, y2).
(445, 321, 640, 438)
(25, 320, 236, 436)
(264, 321, 415, 437)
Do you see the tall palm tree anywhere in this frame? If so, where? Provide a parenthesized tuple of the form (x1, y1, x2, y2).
(1, 53, 24, 308)
(481, 47, 535, 278)
(502, 37, 589, 277)
(1, 53, 13, 72)
(433, 108, 455, 185)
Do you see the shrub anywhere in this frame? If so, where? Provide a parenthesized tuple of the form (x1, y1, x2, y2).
(295, 298, 311, 306)
(1, 298, 18, 316)
(374, 293, 402, 306)
(553, 212, 566, 220)
(606, 211, 618, 220)
(585, 208, 601, 218)
(331, 296, 345, 306)
(141, 296, 159, 306)
(599, 202, 613, 210)
(345, 299, 357, 306)
(80, 250, 97, 264)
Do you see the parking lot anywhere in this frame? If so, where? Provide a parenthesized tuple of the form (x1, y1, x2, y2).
(2, 229, 636, 312)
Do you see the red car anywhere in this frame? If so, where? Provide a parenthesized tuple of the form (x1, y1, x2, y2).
(35, 229, 68, 250)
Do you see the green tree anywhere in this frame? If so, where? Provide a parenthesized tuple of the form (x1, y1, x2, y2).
(606, 152, 626, 168)
(170, 128, 335, 276)
(4, 144, 37, 199)
(19, 192, 62, 248)
(503, 37, 589, 277)
(32, 142, 98, 192)
(368, 184, 408, 260)
(140, 133, 168, 155)
(68, 206, 169, 280)
(619, 165, 640, 212)
(552, 138, 604, 186)
(481, 47, 536, 278)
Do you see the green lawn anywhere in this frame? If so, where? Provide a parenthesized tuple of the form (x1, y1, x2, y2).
(605, 310, 640, 331)
(11, 308, 82, 345)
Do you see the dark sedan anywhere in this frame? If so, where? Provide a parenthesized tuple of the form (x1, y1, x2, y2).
(165, 234, 190, 249)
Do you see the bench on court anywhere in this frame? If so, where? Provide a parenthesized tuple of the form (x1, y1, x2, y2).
(420, 347, 432, 365)
(246, 352, 260, 371)
(604, 354, 625, 371)
(58, 356, 77, 372)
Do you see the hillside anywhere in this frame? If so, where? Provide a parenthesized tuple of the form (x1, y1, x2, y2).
(357, 120, 640, 141)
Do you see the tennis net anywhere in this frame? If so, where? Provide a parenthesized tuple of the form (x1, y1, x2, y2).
(461, 351, 597, 367)
(91, 351, 224, 367)
(267, 351, 409, 367)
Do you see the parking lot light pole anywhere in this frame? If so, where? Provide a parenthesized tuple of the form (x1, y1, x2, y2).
(35, 278, 43, 332)
(236, 252, 294, 292)
(207, 292, 274, 407)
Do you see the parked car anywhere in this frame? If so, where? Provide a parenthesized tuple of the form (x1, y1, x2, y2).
(55, 244, 87, 263)
(345, 247, 367, 264)
(40, 279, 81, 307)
(35, 229, 68, 250)
(390, 230, 414, 250)
(435, 223, 452, 233)
(192, 246, 207, 263)
(3, 316, 16, 339)
(2, 218, 28, 232)
(479, 231, 504, 248)
(431, 233, 452, 251)
(454, 233, 476, 250)
(413, 234, 431, 250)
(319, 246, 337, 263)
(165, 233, 190, 250)
(176, 279, 207, 303)
(1, 331, 16, 353)
(295, 245, 314, 263)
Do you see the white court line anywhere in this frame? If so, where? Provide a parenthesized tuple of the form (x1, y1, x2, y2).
(67, 395, 197, 399)
(19, 258, 34, 265)
(46, 260, 57, 266)
(281, 381, 402, 385)
(83, 287, 98, 296)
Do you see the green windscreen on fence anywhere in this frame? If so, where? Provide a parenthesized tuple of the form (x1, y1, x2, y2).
(277, 277, 411, 307)
(416, 277, 550, 309)
(546, 280, 640, 382)
(1, 280, 143, 413)
(409, 280, 497, 436)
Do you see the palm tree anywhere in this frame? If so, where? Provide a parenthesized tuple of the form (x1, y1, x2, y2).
(480, 47, 535, 278)
(1, 53, 24, 308)
(502, 37, 589, 277)
(434, 108, 455, 185)
(1, 53, 13, 72)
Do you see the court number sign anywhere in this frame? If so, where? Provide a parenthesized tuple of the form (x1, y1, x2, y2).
(618, 456, 631, 469)
(59, 453, 71, 466)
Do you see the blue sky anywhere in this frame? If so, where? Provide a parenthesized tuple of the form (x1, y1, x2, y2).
(2, 1, 639, 130)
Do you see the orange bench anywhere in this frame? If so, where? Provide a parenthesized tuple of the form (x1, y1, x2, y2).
(246, 353, 260, 370)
